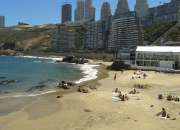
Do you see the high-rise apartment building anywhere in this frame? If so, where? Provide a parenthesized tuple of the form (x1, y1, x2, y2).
(108, 12, 143, 52)
(85, 21, 104, 50)
(135, 0, 149, 18)
(75, 0, 85, 22)
(0, 16, 5, 28)
(114, 0, 130, 17)
(101, 2, 111, 21)
(61, 4, 72, 23)
(85, 0, 95, 21)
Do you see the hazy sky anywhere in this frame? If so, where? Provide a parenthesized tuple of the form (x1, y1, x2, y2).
(0, 0, 170, 26)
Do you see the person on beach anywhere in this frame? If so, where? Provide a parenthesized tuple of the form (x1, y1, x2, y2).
(143, 73, 147, 79)
(157, 108, 168, 119)
(114, 73, 117, 80)
(161, 108, 167, 118)
(113, 88, 121, 97)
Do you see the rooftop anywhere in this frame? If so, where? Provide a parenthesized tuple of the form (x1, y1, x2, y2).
(136, 46, 180, 53)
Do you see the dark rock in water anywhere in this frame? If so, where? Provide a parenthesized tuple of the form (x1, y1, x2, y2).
(0, 76, 7, 79)
(57, 81, 76, 89)
(38, 79, 57, 85)
(26, 85, 46, 92)
(4, 91, 10, 94)
(0, 80, 16, 85)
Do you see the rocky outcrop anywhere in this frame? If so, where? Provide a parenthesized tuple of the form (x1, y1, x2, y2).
(57, 81, 76, 89)
(108, 60, 130, 71)
(78, 85, 89, 93)
(62, 56, 88, 64)
(0, 80, 16, 85)
(0, 49, 16, 56)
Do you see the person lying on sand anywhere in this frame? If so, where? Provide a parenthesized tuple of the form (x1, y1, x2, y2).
(129, 88, 137, 94)
(120, 94, 129, 101)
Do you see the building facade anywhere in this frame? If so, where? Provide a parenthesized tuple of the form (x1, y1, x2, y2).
(144, 0, 180, 26)
(135, 0, 149, 18)
(0, 16, 5, 28)
(85, 21, 105, 50)
(54, 25, 76, 52)
(101, 2, 111, 21)
(136, 46, 180, 70)
(75, 0, 85, 22)
(108, 12, 143, 63)
(85, 0, 95, 21)
(109, 12, 143, 51)
(61, 4, 72, 23)
(114, 0, 129, 18)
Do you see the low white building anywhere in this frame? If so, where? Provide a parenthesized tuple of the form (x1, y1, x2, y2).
(135, 46, 180, 70)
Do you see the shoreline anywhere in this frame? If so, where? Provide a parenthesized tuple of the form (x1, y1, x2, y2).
(0, 66, 180, 130)
(0, 62, 109, 117)
(0, 55, 105, 99)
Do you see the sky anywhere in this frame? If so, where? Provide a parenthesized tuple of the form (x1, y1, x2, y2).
(0, 0, 170, 26)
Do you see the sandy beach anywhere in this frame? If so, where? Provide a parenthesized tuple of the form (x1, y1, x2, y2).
(0, 64, 180, 130)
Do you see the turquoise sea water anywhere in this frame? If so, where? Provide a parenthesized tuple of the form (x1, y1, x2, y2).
(0, 56, 83, 97)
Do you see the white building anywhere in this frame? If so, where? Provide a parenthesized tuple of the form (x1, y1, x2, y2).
(136, 46, 180, 70)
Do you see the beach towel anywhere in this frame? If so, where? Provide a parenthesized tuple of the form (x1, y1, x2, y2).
(112, 96, 121, 102)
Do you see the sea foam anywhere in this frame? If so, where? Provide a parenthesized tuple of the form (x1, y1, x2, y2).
(17, 55, 63, 62)
(75, 64, 99, 84)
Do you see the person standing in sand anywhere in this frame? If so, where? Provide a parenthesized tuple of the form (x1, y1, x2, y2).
(114, 73, 117, 80)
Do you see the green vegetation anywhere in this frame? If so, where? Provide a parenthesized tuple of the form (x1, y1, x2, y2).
(167, 26, 180, 41)
(144, 22, 177, 44)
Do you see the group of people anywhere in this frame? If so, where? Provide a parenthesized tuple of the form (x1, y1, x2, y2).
(131, 70, 148, 80)
(112, 88, 129, 101)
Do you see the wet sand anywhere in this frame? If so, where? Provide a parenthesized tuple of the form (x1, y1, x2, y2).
(0, 68, 180, 130)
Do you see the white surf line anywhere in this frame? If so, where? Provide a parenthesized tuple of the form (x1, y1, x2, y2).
(75, 64, 99, 84)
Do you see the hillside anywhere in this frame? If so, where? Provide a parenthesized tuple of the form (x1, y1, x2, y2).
(144, 22, 177, 45)
(0, 24, 57, 53)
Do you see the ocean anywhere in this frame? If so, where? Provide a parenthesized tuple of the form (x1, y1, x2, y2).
(0, 56, 98, 98)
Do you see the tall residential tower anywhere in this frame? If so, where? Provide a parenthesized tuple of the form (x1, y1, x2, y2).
(0, 16, 5, 28)
(75, 0, 85, 22)
(85, 0, 95, 21)
(61, 4, 72, 23)
(101, 2, 111, 21)
(115, 0, 130, 17)
(135, 0, 149, 18)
